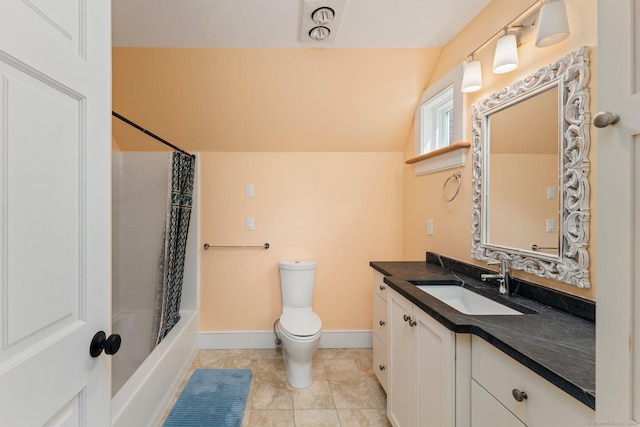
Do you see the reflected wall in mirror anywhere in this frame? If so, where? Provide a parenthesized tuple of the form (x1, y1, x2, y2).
(471, 47, 591, 288)
(488, 86, 560, 254)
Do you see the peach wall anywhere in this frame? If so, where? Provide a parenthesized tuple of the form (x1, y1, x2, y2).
(489, 154, 559, 250)
(199, 152, 403, 331)
(112, 48, 434, 332)
(402, 0, 597, 299)
(112, 48, 440, 153)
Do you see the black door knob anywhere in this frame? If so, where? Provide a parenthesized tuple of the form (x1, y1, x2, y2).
(90, 331, 122, 357)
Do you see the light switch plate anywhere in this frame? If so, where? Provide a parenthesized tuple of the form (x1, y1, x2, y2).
(546, 219, 555, 232)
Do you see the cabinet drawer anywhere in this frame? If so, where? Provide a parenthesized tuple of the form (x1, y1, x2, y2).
(471, 336, 594, 426)
(372, 292, 388, 346)
(372, 333, 388, 392)
(373, 271, 388, 301)
(471, 379, 525, 427)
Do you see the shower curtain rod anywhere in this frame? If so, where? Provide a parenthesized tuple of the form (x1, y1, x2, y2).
(112, 111, 195, 158)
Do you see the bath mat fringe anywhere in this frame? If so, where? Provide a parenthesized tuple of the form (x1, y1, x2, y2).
(163, 368, 251, 427)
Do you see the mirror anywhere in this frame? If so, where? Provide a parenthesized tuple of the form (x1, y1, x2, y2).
(471, 47, 591, 288)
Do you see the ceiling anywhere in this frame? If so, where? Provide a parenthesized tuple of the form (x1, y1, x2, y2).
(111, 0, 491, 48)
(111, 0, 492, 153)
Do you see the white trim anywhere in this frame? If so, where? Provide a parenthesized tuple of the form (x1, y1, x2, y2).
(198, 330, 373, 349)
(413, 147, 467, 175)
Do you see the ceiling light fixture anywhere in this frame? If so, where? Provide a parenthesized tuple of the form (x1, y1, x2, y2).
(309, 26, 331, 41)
(311, 7, 335, 25)
(300, 0, 346, 43)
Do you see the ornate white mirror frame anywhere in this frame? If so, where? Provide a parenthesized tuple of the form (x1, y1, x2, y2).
(471, 46, 591, 288)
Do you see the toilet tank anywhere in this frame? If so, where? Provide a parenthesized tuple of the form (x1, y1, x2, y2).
(279, 261, 316, 309)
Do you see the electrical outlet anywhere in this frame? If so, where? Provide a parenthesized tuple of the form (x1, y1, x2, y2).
(246, 184, 254, 197)
(246, 217, 254, 231)
(427, 219, 434, 236)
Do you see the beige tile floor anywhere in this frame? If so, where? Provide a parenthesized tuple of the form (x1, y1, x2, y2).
(159, 348, 392, 426)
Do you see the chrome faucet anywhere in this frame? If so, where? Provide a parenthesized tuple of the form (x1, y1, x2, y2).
(481, 259, 511, 295)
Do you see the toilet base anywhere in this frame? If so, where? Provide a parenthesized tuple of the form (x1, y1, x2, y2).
(283, 346, 314, 388)
(279, 329, 321, 389)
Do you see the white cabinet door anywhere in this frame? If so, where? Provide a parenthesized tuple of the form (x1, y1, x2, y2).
(388, 289, 415, 427)
(414, 308, 455, 427)
(0, 1, 111, 426)
(388, 288, 456, 427)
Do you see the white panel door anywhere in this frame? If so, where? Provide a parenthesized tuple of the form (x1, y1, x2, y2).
(596, 0, 640, 422)
(0, 1, 111, 426)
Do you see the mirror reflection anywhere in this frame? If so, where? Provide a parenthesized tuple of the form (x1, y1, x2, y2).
(486, 86, 560, 256)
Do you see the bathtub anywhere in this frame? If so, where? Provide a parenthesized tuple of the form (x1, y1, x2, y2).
(111, 310, 154, 396)
(111, 310, 198, 427)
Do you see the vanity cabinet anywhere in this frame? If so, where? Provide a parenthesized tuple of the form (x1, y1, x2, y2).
(471, 336, 594, 426)
(372, 271, 388, 392)
(387, 287, 455, 427)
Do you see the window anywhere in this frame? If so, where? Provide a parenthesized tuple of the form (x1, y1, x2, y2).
(414, 63, 464, 156)
(420, 85, 454, 154)
(409, 63, 468, 175)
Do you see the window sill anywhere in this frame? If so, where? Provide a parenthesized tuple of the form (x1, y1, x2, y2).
(406, 142, 471, 175)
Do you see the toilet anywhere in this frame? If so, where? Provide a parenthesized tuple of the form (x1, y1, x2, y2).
(278, 260, 322, 389)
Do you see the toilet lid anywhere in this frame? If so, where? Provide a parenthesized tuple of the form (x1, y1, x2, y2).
(280, 310, 322, 337)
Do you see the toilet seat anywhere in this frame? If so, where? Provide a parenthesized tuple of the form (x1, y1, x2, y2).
(279, 309, 322, 339)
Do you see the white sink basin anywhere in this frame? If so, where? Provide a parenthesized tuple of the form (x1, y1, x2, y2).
(416, 285, 523, 316)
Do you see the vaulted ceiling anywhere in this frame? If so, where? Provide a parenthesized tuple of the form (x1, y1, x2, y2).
(111, 0, 491, 152)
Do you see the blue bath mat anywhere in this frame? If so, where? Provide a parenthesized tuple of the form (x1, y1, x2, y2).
(163, 368, 252, 427)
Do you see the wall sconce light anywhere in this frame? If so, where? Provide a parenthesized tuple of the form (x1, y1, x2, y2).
(462, 55, 483, 93)
(535, 0, 570, 47)
(459, 0, 572, 92)
(492, 31, 519, 74)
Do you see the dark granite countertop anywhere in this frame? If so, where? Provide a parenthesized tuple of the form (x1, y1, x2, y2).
(369, 260, 595, 410)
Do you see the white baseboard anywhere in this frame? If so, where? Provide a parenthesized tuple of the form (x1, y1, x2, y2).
(199, 330, 373, 350)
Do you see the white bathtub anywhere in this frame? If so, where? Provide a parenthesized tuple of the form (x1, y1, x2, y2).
(111, 310, 154, 396)
(111, 310, 198, 427)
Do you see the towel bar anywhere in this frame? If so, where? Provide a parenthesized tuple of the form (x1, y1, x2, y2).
(203, 243, 270, 250)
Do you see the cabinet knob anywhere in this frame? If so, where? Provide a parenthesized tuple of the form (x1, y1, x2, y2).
(512, 389, 528, 402)
(403, 314, 410, 322)
(379, 320, 385, 326)
(408, 319, 417, 327)
(379, 285, 386, 291)
(379, 365, 386, 371)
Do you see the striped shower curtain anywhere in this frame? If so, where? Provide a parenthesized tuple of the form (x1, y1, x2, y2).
(152, 152, 195, 346)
